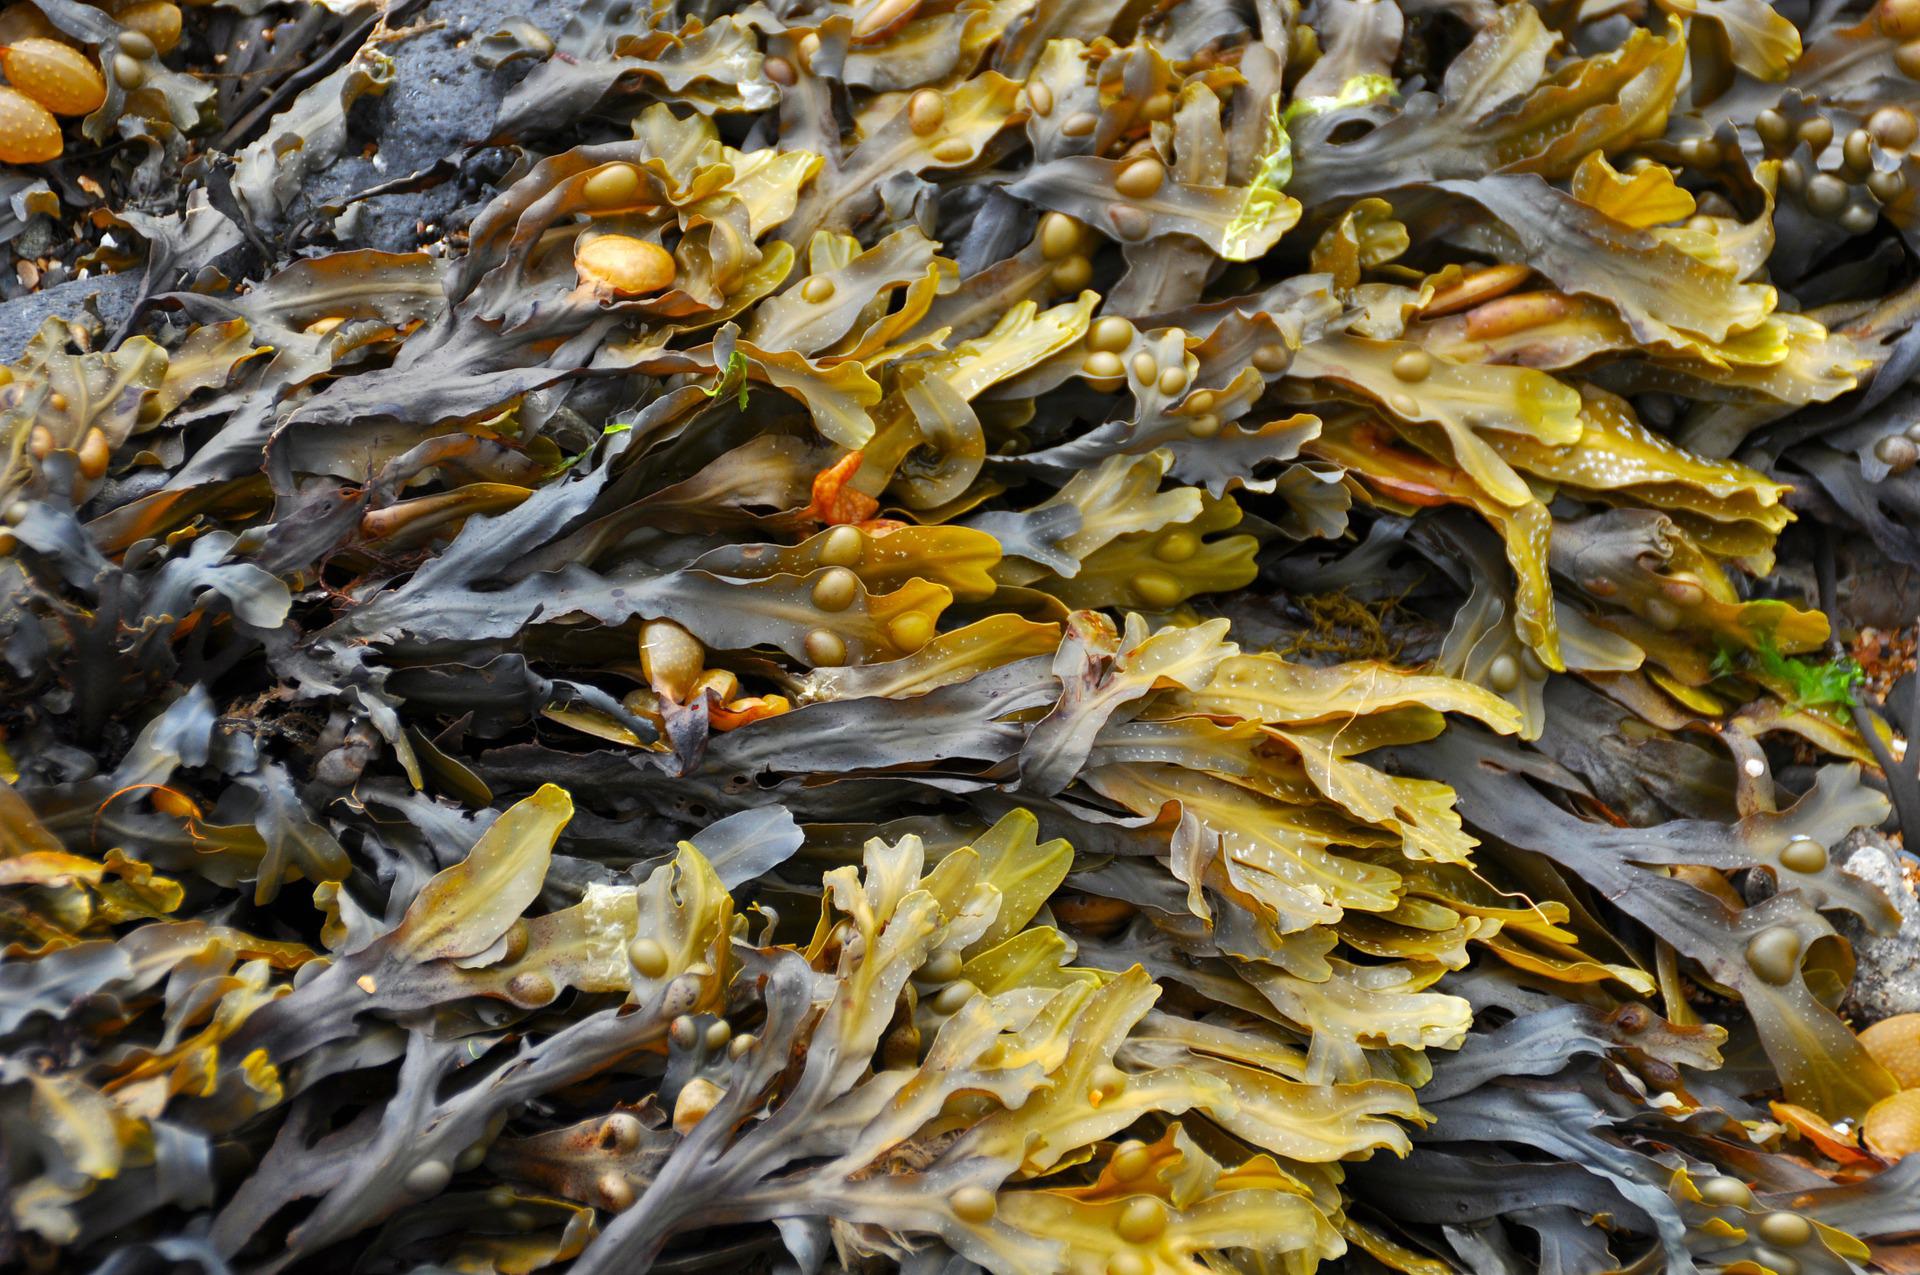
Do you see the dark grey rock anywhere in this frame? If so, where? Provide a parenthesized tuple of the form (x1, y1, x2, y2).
(287, 0, 579, 253)
(15, 217, 56, 261)
(1841, 828, 1920, 1024)
(0, 271, 143, 361)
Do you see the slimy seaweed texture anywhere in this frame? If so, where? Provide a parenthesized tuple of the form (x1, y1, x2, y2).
(3, 2, 1920, 1274)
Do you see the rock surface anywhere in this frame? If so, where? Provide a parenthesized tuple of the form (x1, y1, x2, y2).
(1842, 828, 1920, 1023)
(288, 0, 578, 253)
(0, 272, 142, 362)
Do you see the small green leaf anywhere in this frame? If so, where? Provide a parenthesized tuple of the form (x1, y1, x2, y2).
(1714, 633, 1863, 709)
(705, 349, 751, 409)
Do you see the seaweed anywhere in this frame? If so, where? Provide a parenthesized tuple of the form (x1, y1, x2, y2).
(2, 2, 1920, 1274)
(1714, 633, 1867, 710)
